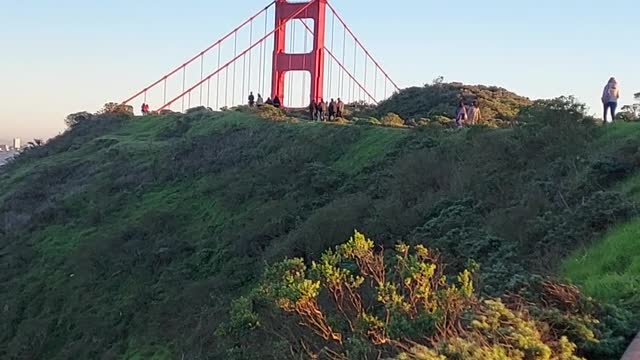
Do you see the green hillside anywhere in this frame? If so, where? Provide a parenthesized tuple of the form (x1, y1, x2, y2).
(1, 101, 640, 359)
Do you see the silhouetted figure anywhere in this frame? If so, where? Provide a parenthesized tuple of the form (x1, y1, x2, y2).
(256, 94, 264, 107)
(336, 98, 345, 118)
(309, 101, 316, 120)
(248, 92, 255, 107)
(328, 99, 337, 121)
(265, 97, 273, 106)
(602, 77, 620, 124)
(455, 100, 467, 128)
(141, 103, 150, 115)
(467, 101, 481, 125)
(272, 96, 281, 108)
(316, 99, 327, 121)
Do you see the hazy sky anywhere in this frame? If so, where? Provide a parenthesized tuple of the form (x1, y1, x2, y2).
(1, 0, 638, 140)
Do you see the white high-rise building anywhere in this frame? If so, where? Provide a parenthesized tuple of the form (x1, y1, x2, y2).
(13, 138, 21, 150)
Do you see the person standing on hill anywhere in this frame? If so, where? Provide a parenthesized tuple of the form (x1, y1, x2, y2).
(602, 77, 620, 123)
(455, 100, 467, 128)
(467, 101, 481, 125)
(248, 92, 255, 107)
(309, 100, 316, 121)
(319, 99, 328, 121)
(328, 99, 337, 121)
(336, 98, 345, 118)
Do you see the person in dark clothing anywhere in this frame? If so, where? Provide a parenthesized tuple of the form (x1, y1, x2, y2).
(328, 99, 337, 121)
(309, 101, 316, 121)
(318, 99, 327, 121)
(141, 103, 147, 115)
(336, 98, 345, 118)
(265, 97, 273, 106)
(455, 100, 467, 128)
(272, 96, 281, 108)
(248, 92, 255, 107)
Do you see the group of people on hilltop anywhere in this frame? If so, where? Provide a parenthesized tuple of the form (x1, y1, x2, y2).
(309, 98, 345, 122)
(248, 92, 281, 108)
(140, 103, 150, 115)
(454, 100, 482, 128)
(450, 77, 621, 128)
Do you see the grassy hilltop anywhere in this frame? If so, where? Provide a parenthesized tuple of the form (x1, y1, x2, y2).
(1, 92, 640, 359)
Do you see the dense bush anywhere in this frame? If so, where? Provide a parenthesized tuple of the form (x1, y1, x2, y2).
(376, 82, 531, 127)
(226, 232, 598, 360)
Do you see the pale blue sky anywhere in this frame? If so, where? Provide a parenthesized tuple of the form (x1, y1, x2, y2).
(0, 0, 638, 140)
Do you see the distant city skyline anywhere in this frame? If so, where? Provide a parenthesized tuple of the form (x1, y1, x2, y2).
(1, 0, 639, 140)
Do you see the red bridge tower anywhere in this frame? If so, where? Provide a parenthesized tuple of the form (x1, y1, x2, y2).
(271, 0, 326, 106)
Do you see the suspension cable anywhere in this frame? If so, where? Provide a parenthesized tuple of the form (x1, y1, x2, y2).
(158, 1, 316, 111)
(325, 48, 377, 104)
(326, 3, 400, 92)
(121, 1, 276, 106)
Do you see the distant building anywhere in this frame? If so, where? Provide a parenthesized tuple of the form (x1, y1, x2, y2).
(0, 144, 7, 152)
(13, 138, 21, 150)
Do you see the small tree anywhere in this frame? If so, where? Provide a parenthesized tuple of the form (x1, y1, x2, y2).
(618, 92, 640, 121)
(65, 112, 93, 128)
(100, 102, 134, 116)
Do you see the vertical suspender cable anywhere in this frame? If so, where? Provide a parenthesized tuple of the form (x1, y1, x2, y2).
(328, 12, 335, 99)
(188, 91, 191, 109)
(374, 67, 378, 102)
(232, 32, 237, 106)
(182, 66, 186, 111)
(262, 9, 268, 97)
(200, 54, 204, 105)
(384, 78, 387, 99)
(258, 21, 264, 97)
(144, 90, 147, 104)
(352, 41, 357, 101)
(248, 20, 253, 95)
(216, 48, 221, 109)
(207, 78, 211, 107)
(341, 24, 346, 99)
(163, 78, 167, 106)
(364, 56, 368, 103)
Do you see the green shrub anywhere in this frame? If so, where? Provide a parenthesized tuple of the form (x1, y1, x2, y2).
(244, 231, 594, 359)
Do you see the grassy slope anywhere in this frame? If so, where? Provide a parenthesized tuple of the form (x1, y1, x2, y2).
(563, 125, 640, 313)
(2, 111, 640, 359)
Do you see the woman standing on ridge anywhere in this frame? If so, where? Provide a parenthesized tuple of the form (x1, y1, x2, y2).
(602, 77, 620, 123)
(455, 100, 467, 128)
